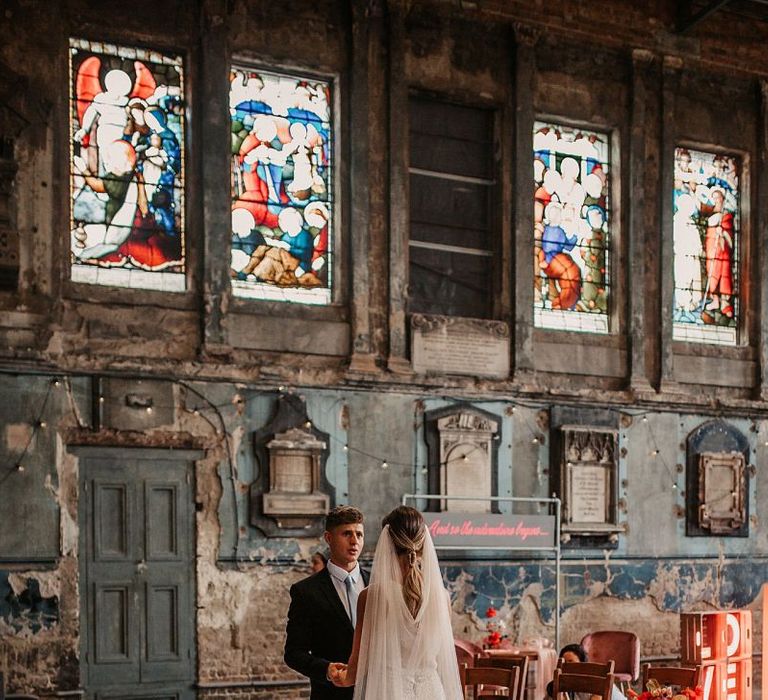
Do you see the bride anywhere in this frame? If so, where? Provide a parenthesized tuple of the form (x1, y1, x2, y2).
(329, 505, 463, 699)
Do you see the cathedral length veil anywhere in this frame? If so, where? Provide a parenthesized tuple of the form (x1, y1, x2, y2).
(352, 524, 463, 700)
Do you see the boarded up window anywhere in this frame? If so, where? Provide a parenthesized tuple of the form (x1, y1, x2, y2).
(408, 97, 495, 319)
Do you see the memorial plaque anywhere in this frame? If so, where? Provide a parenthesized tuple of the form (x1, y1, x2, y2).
(411, 314, 510, 378)
(273, 454, 312, 494)
(559, 425, 621, 536)
(569, 464, 608, 523)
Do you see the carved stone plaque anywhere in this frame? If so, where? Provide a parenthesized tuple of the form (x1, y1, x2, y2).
(437, 411, 499, 513)
(250, 394, 334, 537)
(569, 464, 609, 523)
(698, 451, 745, 534)
(411, 314, 510, 378)
(560, 425, 620, 535)
(262, 427, 329, 524)
(685, 420, 750, 538)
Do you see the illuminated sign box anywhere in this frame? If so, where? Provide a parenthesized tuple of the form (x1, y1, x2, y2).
(680, 611, 751, 700)
(422, 513, 556, 549)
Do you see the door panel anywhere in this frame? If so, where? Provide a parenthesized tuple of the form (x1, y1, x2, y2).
(94, 584, 134, 664)
(79, 449, 197, 700)
(145, 483, 180, 560)
(94, 484, 131, 559)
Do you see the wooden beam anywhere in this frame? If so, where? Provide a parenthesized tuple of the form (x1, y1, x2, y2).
(677, 0, 733, 33)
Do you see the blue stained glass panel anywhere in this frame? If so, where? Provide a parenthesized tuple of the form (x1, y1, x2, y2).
(533, 122, 611, 333)
(673, 147, 740, 345)
(69, 38, 185, 291)
(229, 67, 333, 305)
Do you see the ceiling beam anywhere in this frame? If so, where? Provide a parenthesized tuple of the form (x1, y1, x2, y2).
(677, 0, 733, 33)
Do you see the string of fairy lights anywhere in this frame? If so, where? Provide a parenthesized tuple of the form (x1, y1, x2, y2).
(3, 371, 761, 535)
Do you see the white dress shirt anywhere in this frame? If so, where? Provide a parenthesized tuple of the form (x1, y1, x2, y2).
(327, 560, 365, 621)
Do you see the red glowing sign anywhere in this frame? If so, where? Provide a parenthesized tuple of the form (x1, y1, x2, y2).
(422, 513, 556, 549)
(681, 611, 751, 700)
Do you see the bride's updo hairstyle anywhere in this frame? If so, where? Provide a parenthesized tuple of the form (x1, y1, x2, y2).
(382, 506, 426, 618)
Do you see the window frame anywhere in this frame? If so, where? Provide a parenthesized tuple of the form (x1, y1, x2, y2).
(227, 57, 344, 314)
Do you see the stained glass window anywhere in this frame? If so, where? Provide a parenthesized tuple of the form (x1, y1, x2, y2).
(673, 147, 740, 345)
(533, 122, 610, 333)
(69, 39, 185, 291)
(229, 67, 333, 304)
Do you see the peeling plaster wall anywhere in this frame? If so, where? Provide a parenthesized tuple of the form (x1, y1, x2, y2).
(2, 0, 768, 697)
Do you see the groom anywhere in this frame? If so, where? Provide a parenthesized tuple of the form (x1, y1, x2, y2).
(284, 506, 367, 699)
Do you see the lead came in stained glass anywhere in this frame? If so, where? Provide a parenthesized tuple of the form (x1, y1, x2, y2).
(229, 67, 333, 304)
(673, 147, 740, 345)
(533, 122, 611, 333)
(69, 38, 185, 291)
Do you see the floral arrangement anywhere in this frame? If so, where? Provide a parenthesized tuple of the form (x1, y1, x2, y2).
(482, 605, 508, 649)
(628, 680, 703, 700)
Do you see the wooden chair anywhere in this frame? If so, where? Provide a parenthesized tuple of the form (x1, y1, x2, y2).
(460, 662, 518, 700)
(641, 663, 700, 690)
(552, 668, 615, 700)
(581, 631, 640, 688)
(475, 652, 528, 700)
(556, 658, 615, 677)
(456, 638, 484, 669)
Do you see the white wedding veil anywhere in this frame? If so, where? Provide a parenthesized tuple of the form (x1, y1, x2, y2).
(353, 522, 463, 700)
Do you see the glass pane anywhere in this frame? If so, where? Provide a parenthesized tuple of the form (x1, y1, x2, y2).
(408, 97, 495, 319)
(533, 121, 611, 333)
(69, 39, 185, 291)
(230, 67, 333, 304)
(672, 147, 739, 346)
(409, 247, 492, 318)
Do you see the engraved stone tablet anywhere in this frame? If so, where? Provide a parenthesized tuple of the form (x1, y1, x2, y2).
(569, 464, 608, 523)
(411, 314, 510, 378)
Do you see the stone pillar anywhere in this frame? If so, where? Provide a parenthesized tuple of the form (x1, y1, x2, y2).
(659, 56, 683, 388)
(628, 49, 655, 391)
(386, 0, 412, 374)
(348, 0, 384, 374)
(758, 79, 768, 399)
(512, 24, 538, 376)
(199, 0, 231, 355)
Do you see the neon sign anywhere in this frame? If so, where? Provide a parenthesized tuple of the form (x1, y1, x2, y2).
(681, 611, 751, 700)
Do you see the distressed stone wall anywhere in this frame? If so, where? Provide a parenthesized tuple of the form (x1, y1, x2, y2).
(1, 0, 768, 698)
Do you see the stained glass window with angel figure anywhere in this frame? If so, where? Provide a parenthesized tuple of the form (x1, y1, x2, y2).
(69, 39, 185, 291)
(533, 122, 611, 333)
(229, 67, 333, 305)
(673, 147, 740, 345)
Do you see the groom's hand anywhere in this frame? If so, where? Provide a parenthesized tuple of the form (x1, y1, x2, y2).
(327, 662, 348, 686)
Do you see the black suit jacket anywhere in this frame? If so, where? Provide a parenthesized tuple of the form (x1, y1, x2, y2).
(284, 567, 369, 700)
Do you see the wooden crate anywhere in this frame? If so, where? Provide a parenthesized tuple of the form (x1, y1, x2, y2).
(699, 658, 752, 700)
(681, 612, 725, 663)
(681, 611, 751, 664)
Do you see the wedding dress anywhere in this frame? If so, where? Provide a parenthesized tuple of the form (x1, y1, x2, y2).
(352, 524, 463, 700)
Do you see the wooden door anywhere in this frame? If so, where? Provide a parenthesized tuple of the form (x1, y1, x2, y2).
(78, 448, 198, 700)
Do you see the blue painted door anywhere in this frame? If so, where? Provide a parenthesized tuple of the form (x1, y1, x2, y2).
(78, 448, 197, 700)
